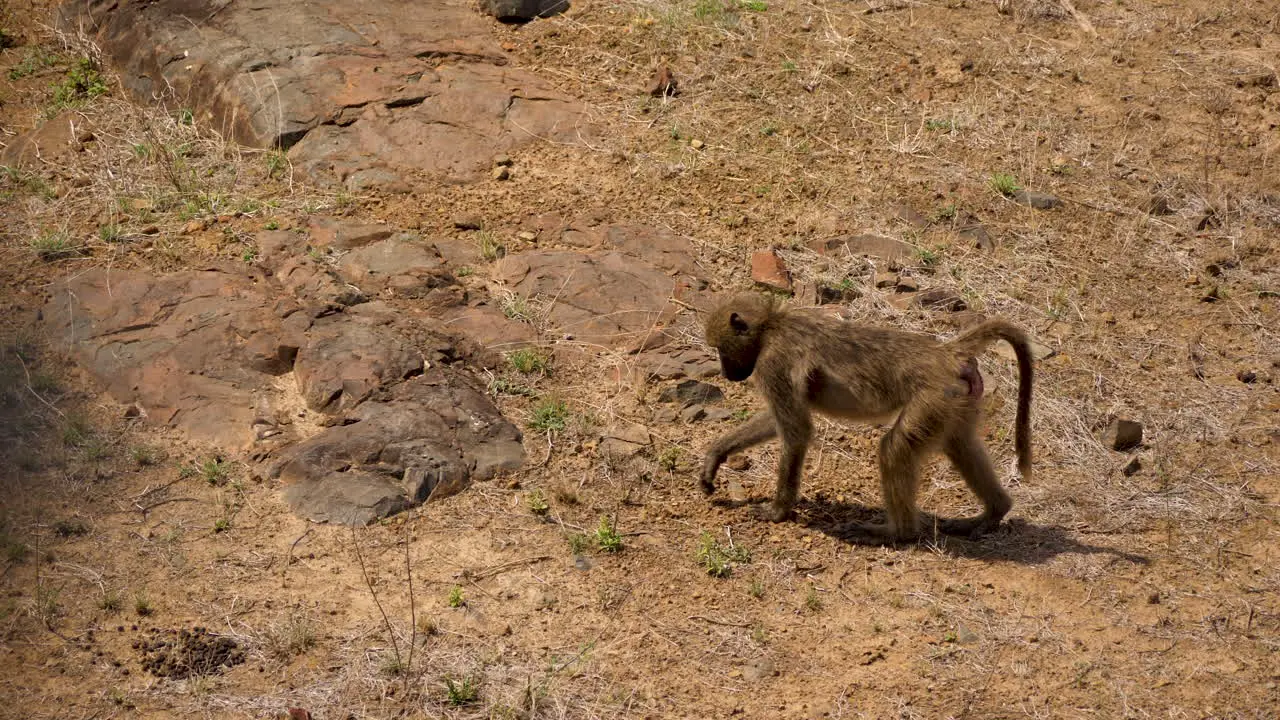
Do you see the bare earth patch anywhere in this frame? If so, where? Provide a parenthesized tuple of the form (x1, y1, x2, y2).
(1, 0, 1278, 718)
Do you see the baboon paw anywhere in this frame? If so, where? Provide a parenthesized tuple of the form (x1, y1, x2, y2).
(750, 503, 792, 523)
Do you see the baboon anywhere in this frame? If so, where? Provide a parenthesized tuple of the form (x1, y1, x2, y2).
(700, 293, 1033, 541)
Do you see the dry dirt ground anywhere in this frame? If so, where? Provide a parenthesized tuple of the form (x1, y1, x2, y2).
(2, 1, 1279, 718)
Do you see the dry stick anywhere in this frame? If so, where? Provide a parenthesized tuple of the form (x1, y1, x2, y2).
(687, 614, 752, 628)
(404, 523, 416, 695)
(281, 527, 312, 579)
(349, 522, 403, 674)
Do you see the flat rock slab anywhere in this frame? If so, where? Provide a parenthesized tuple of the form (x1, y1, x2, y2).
(61, 0, 589, 188)
(495, 222, 710, 348)
(42, 264, 524, 524)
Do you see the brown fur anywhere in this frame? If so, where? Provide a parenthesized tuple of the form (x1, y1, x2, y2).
(700, 293, 1034, 541)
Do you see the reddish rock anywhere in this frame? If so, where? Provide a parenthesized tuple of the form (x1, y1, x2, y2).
(808, 234, 911, 261)
(648, 65, 679, 97)
(751, 250, 792, 292)
(61, 0, 589, 187)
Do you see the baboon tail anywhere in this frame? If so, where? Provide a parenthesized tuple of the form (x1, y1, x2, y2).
(946, 320, 1034, 482)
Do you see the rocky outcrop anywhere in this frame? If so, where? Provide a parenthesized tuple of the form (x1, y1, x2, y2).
(60, 0, 589, 189)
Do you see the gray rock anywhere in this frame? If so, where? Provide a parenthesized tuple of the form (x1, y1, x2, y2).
(1012, 189, 1061, 210)
(480, 0, 569, 22)
(658, 379, 725, 406)
(293, 319, 423, 413)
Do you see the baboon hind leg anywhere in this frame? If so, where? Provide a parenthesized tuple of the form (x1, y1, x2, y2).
(938, 427, 1012, 539)
(848, 403, 945, 542)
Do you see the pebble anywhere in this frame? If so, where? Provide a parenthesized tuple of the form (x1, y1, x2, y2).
(492, 166, 510, 181)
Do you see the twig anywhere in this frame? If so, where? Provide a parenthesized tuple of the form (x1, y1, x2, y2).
(688, 614, 751, 628)
(349, 521, 403, 673)
(281, 527, 312, 577)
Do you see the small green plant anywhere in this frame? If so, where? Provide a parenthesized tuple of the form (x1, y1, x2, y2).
(213, 517, 231, 533)
(528, 398, 569, 434)
(5, 538, 29, 563)
(925, 118, 955, 132)
(566, 532, 589, 554)
(934, 204, 958, 222)
(658, 446, 683, 473)
(914, 247, 941, 268)
(989, 172, 1021, 197)
(456, 265, 474, 277)
(804, 585, 823, 612)
(760, 123, 778, 136)
(488, 377, 535, 397)
(444, 675, 480, 706)
(507, 348, 549, 375)
(748, 577, 765, 599)
(51, 58, 108, 109)
(199, 457, 228, 485)
(527, 489, 550, 517)
(176, 108, 194, 125)
(31, 231, 82, 261)
(499, 291, 534, 323)
(477, 230, 504, 261)
(1, 166, 55, 199)
(61, 414, 92, 447)
(263, 219, 279, 231)
(594, 516, 623, 553)
(265, 150, 288, 178)
(134, 593, 154, 617)
(98, 590, 122, 613)
(694, 0, 726, 21)
(740, 0, 768, 10)
(242, 247, 258, 263)
(696, 532, 751, 578)
(447, 585, 465, 608)
(53, 519, 89, 537)
(731, 408, 752, 422)
(7, 48, 58, 81)
(751, 622, 768, 645)
(97, 224, 123, 243)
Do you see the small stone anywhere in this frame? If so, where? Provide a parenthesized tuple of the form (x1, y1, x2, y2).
(894, 204, 931, 229)
(1011, 189, 1060, 210)
(894, 276, 920, 293)
(658, 379, 725, 406)
(751, 250, 792, 292)
(690, 139, 704, 150)
(647, 65, 678, 97)
(956, 625, 979, 644)
(874, 272, 898, 289)
(493, 155, 513, 167)
(1121, 456, 1142, 476)
(1142, 195, 1173, 216)
(1237, 370, 1257, 384)
(681, 404, 707, 423)
(516, 230, 537, 242)
(1102, 419, 1143, 451)
(452, 215, 482, 231)
(492, 166, 511, 181)
(1101, 311, 1116, 324)
(742, 658, 775, 681)
(912, 288, 966, 312)
(726, 454, 751, 472)
(958, 222, 995, 251)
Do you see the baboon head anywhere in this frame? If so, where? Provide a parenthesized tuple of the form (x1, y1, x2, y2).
(704, 293, 777, 382)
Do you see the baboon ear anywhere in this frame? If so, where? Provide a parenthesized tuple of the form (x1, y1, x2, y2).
(729, 312, 749, 334)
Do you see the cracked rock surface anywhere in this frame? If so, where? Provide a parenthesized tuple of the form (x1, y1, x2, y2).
(61, 0, 589, 189)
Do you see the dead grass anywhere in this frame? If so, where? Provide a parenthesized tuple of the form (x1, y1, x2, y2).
(1, 1, 1278, 718)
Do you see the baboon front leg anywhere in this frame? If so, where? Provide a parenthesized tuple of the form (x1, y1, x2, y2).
(939, 429, 1011, 539)
(750, 402, 812, 523)
(700, 411, 777, 495)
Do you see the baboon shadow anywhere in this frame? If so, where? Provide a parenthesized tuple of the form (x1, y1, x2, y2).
(791, 497, 1149, 566)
